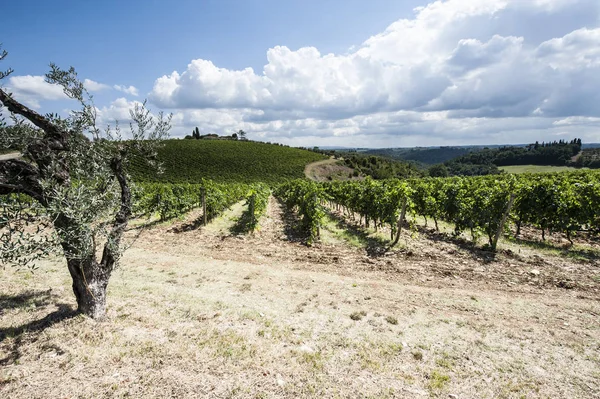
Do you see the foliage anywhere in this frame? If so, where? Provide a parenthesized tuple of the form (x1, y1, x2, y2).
(444, 160, 502, 176)
(0, 47, 171, 318)
(362, 146, 476, 165)
(274, 170, 600, 250)
(323, 178, 413, 240)
(447, 139, 582, 171)
(341, 154, 422, 180)
(238, 183, 270, 232)
(575, 148, 600, 168)
(275, 180, 328, 245)
(129, 139, 326, 184)
(134, 180, 249, 222)
(428, 163, 449, 177)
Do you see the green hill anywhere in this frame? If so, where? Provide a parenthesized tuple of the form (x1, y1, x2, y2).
(363, 147, 476, 165)
(130, 139, 327, 184)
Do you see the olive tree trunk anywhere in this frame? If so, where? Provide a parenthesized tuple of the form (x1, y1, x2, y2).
(66, 257, 109, 319)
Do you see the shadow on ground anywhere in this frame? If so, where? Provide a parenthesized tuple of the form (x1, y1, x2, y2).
(323, 210, 391, 257)
(414, 225, 498, 264)
(508, 236, 600, 262)
(0, 289, 56, 314)
(169, 216, 206, 233)
(278, 199, 311, 245)
(1, 293, 77, 366)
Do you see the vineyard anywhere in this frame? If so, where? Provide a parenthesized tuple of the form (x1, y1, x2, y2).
(129, 139, 326, 184)
(131, 170, 600, 254)
(274, 171, 600, 249)
(4, 164, 600, 399)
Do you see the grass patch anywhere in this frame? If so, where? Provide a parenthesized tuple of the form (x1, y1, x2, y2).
(350, 310, 367, 321)
(428, 369, 450, 391)
(298, 351, 324, 372)
(504, 236, 600, 262)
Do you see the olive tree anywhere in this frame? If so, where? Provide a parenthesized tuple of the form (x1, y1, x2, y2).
(0, 47, 171, 318)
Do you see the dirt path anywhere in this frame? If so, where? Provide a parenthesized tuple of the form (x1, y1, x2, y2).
(2, 225, 599, 398)
(304, 157, 357, 181)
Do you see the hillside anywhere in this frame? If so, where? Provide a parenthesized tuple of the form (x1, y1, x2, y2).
(341, 154, 423, 179)
(363, 147, 477, 165)
(130, 139, 327, 184)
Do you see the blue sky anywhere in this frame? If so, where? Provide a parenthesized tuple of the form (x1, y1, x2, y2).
(2, 0, 600, 147)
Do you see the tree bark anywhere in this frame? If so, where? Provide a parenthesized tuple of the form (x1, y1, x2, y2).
(66, 256, 109, 319)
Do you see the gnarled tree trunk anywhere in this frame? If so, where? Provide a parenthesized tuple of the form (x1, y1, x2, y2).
(66, 256, 109, 319)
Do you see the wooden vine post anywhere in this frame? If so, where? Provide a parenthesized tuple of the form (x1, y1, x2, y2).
(314, 192, 320, 239)
(392, 198, 408, 246)
(201, 187, 207, 226)
(249, 193, 256, 227)
(492, 193, 516, 251)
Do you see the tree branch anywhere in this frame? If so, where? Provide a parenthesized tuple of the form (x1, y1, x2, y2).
(0, 88, 66, 148)
(0, 158, 44, 203)
(100, 155, 132, 271)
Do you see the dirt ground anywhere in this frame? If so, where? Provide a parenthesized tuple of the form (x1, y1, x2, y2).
(304, 158, 360, 182)
(1, 197, 599, 398)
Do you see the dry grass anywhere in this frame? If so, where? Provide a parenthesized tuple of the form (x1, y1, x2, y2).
(1, 198, 600, 398)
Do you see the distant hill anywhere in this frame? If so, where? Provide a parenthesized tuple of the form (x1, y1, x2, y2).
(130, 139, 327, 184)
(340, 153, 423, 179)
(362, 147, 478, 165)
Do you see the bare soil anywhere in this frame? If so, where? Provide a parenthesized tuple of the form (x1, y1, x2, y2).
(1, 196, 599, 398)
(304, 158, 360, 182)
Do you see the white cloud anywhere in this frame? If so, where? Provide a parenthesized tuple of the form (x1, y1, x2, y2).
(553, 116, 600, 126)
(148, 0, 600, 145)
(6, 75, 68, 108)
(96, 97, 144, 125)
(14, 0, 599, 146)
(113, 85, 139, 96)
(84, 79, 110, 92)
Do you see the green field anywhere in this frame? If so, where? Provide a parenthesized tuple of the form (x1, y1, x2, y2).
(500, 165, 581, 174)
(130, 139, 326, 184)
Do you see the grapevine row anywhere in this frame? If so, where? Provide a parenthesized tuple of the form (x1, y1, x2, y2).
(239, 183, 271, 232)
(277, 170, 600, 249)
(275, 180, 327, 245)
(133, 180, 248, 222)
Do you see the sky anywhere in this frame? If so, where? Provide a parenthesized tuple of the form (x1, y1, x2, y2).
(1, 0, 600, 148)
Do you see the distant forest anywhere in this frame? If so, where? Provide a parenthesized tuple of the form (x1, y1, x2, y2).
(325, 138, 592, 179)
(576, 148, 600, 168)
(341, 154, 422, 179)
(441, 138, 583, 176)
(363, 147, 475, 165)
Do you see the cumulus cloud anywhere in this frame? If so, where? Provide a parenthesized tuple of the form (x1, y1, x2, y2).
(11, 0, 600, 146)
(113, 85, 139, 96)
(84, 79, 110, 92)
(96, 97, 144, 125)
(83, 80, 139, 96)
(6, 75, 68, 108)
(145, 0, 600, 146)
